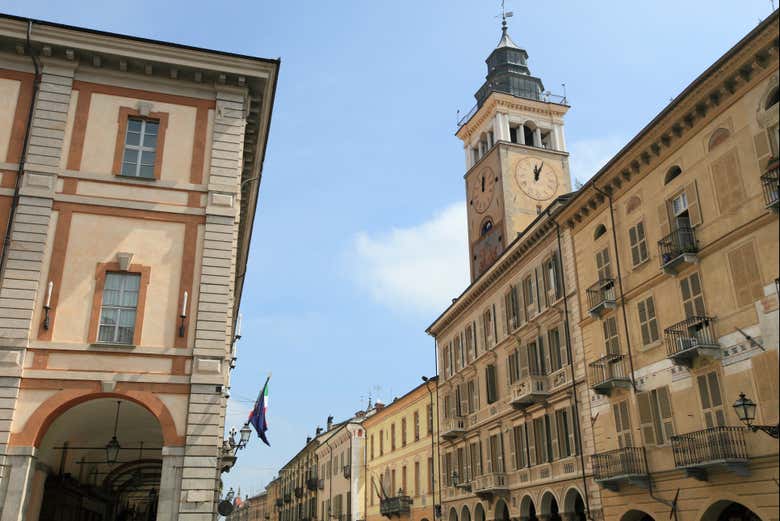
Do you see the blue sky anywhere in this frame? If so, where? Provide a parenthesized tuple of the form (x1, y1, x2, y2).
(5, 0, 774, 497)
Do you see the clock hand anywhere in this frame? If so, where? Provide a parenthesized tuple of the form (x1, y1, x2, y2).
(533, 162, 544, 182)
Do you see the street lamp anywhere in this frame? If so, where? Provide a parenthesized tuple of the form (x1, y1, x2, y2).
(105, 401, 122, 463)
(732, 392, 779, 439)
(239, 422, 252, 448)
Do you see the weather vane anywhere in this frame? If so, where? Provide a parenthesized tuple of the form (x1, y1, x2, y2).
(498, 0, 514, 30)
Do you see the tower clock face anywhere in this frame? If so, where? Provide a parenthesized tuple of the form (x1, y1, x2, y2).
(468, 167, 497, 214)
(514, 157, 559, 201)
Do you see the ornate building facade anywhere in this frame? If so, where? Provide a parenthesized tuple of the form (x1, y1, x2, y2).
(0, 14, 278, 520)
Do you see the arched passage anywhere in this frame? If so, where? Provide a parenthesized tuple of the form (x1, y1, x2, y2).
(700, 500, 764, 521)
(520, 495, 538, 521)
(563, 487, 587, 521)
(31, 397, 167, 521)
(449, 506, 459, 521)
(541, 490, 562, 521)
(461, 504, 472, 521)
(494, 498, 510, 521)
(474, 502, 486, 521)
(621, 510, 657, 521)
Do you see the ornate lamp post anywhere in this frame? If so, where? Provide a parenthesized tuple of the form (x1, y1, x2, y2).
(733, 392, 779, 439)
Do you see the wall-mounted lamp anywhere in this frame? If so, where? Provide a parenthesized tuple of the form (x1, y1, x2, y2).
(178, 290, 188, 337)
(42, 281, 53, 329)
(733, 392, 779, 439)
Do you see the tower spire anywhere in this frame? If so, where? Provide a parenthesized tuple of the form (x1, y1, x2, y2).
(496, 1, 519, 49)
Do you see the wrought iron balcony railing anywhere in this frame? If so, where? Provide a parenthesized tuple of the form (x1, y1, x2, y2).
(664, 315, 720, 366)
(587, 278, 617, 318)
(380, 495, 412, 518)
(509, 371, 549, 410)
(441, 417, 467, 439)
(591, 447, 648, 491)
(761, 157, 779, 211)
(658, 226, 698, 273)
(671, 426, 749, 480)
(588, 353, 632, 395)
(472, 472, 508, 497)
(306, 477, 318, 491)
(294, 486, 303, 498)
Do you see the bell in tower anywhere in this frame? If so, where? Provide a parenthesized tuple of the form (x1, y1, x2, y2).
(457, 12, 571, 282)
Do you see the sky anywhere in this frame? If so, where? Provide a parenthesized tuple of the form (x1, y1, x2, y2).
(4, 0, 775, 498)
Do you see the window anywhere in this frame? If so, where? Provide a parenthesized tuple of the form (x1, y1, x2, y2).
(594, 224, 607, 240)
(401, 466, 407, 494)
(664, 165, 682, 184)
(708, 127, 730, 151)
(603, 316, 620, 355)
(628, 221, 649, 266)
(637, 296, 659, 346)
(454, 335, 463, 372)
(391, 424, 396, 451)
(413, 411, 420, 441)
(711, 148, 746, 214)
(545, 253, 563, 301)
(414, 462, 420, 496)
(504, 285, 520, 331)
(548, 327, 566, 372)
(401, 418, 407, 447)
(532, 417, 548, 464)
(595, 248, 612, 280)
(613, 399, 633, 448)
(680, 272, 705, 318)
(522, 275, 536, 317)
(488, 433, 504, 473)
(527, 337, 547, 376)
(512, 424, 527, 469)
(728, 242, 763, 307)
(697, 371, 726, 428)
(555, 408, 577, 458)
(467, 379, 478, 413)
(97, 272, 141, 344)
(481, 219, 493, 236)
(428, 457, 434, 493)
(120, 117, 159, 178)
(507, 349, 521, 385)
(379, 430, 384, 456)
(370, 435, 374, 460)
(485, 364, 498, 404)
(482, 307, 494, 349)
(637, 386, 674, 445)
(426, 404, 433, 435)
(469, 441, 482, 477)
(465, 323, 476, 362)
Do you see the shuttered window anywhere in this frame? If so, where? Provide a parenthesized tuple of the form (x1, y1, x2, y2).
(413, 411, 420, 441)
(697, 371, 726, 428)
(527, 338, 547, 375)
(469, 441, 482, 477)
(401, 418, 407, 447)
(507, 350, 520, 384)
(603, 316, 620, 355)
(728, 242, 764, 308)
(504, 285, 521, 331)
(637, 296, 660, 346)
(391, 423, 396, 451)
(711, 148, 746, 214)
(488, 433, 504, 473)
(533, 417, 547, 464)
(680, 272, 706, 317)
(613, 399, 633, 448)
(545, 253, 564, 301)
(485, 364, 498, 404)
(555, 408, 576, 458)
(512, 425, 527, 469)
(596, 248, 612, 280)
(413, 461, 420, 495)
(482, 308, 494, 349)
(628, 221, 649, 267)
(428, 457, 434, 492)
(637, 386, 675, 445)
(522, 275, 536, 317)
(548, 326, 566, 372)
(427, 404, 433, 435)
(467, 379, 478, 414)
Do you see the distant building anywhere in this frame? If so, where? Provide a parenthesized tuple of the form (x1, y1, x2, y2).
(363, 380, 440, 521)
(227, 491, 269, 521)
(0, 13, 278, 520)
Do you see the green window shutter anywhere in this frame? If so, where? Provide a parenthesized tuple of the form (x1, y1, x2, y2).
(508, 426, 516, 470)
(527, 420, 537, 466)
(637, 392, 657, 445)
(656, 386, 675, 441)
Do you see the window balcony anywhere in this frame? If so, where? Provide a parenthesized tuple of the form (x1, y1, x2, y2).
(587, 278, 617, 318)
(440, 417, 467, 440)
(664, 316, 720, 367)
(472, 472, 508, 498)
(294, 486, 303, 498)
(305, 477, 318, 491)
(671, 426, 749, 481)
(380, 495, 412, 518)
(591, 447, 649, 491)
(761, 157, 779, 211)
(588, 353, 632, 396)
(509, 372, 549, 410)
(658, 226, 698, 274)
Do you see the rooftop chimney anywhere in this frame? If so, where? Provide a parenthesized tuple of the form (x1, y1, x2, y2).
(327, 415, 334, 431)
(375, 401, 385, 411)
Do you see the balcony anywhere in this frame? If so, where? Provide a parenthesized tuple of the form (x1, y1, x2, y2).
(294, 486, 303, 498)
(671, 426, 749, 481)
(472, 472, 508, 498)
(440, 417, 467, 440)
(664, 316, 720, 367)
(591, 447, 649, 491)
(306, 477, 318, 491)
(380, 495, 412, 518)
(587, 278, 617, 318)
(761, 157, 779, 211)
(658, 226, 698, 274)
(588, 353, 632, 396)
(509, 372, 549, 410)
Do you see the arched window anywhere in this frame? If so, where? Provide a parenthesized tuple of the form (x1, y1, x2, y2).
(593, 224, 607, 240)
(481, 219, 493, 236)
(664, 165, 682, 184)
(764, 87, 779, 111)
(708, 128, 730, 151)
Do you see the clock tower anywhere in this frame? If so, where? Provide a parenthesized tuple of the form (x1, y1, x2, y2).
(456, 17, 571, 281)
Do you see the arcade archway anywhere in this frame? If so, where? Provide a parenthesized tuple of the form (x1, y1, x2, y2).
(33, 397, 165, 521)
(701, 501, 763, 521)
(621, 510, 656, 521)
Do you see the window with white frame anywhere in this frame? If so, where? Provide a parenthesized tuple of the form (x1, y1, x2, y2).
(98, 272, 141, 344)
(121, 117, 159, 178)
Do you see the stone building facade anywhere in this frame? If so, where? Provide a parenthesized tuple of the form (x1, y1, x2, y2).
(0, 14, 278, 520)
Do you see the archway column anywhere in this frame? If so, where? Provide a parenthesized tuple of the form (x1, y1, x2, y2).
(156, 446, 184, 521)
(0, 446, 37, 521)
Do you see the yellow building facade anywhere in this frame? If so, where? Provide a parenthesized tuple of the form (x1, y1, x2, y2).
(559, 11, 779, 521)
(364, 381, 440, 521)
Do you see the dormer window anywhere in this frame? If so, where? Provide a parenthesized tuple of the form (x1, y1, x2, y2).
(481, 219, 493, 236)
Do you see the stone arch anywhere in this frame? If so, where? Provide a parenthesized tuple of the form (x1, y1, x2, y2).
(664, 165, 682, 184)
(594, 223, 607, 240)
(494, 498, 511, 521)
(519, 494, 536, 518)
(540, 489, 560, 517)
(448, 506, 459, 521)
(562, 486, 584, 513)
(474, 502, 486, 521)
(620, 510, 657, 521)
(708, 127, 730, 151)
(698, 499, 766, 521)
(10, 387, 183, 447)
(461, 504, 472, 521)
